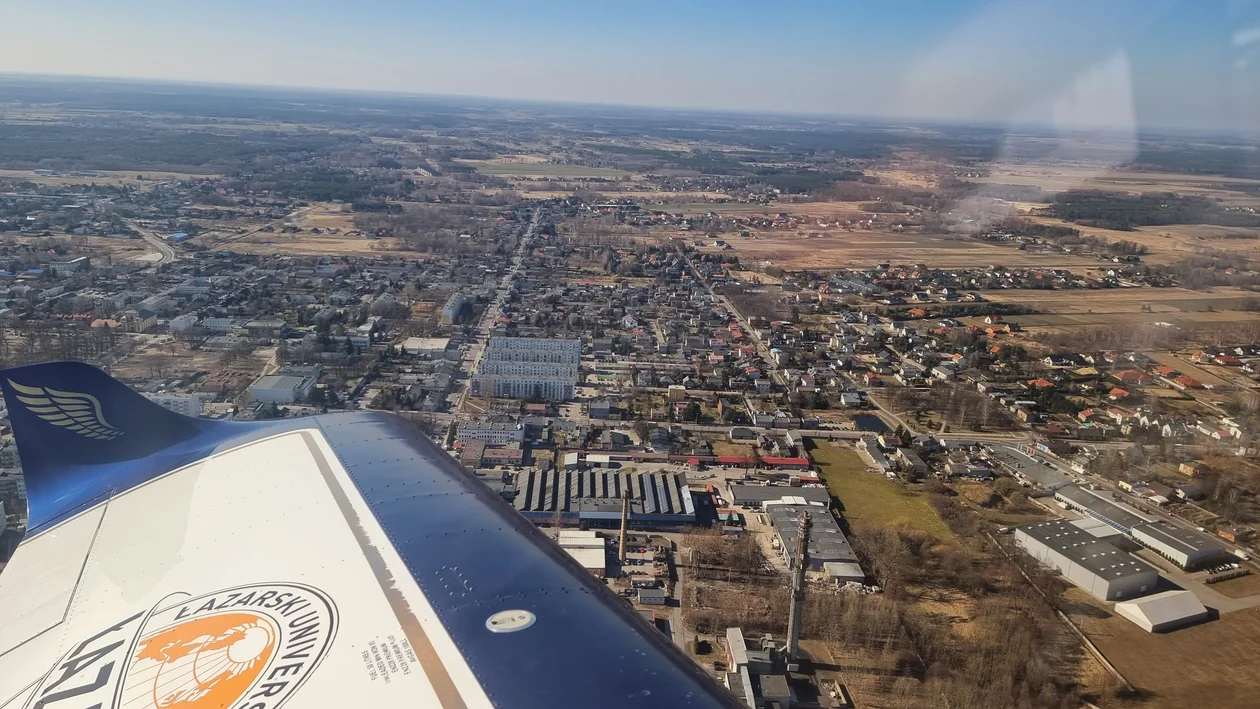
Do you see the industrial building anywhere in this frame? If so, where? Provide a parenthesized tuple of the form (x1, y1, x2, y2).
(765, 501, 863, 583)
(723, 628, 796, 709)
(1053, 485, 1151, 533)
(512, 469, 696, 528)
(1114, 590, 1208, 633)
(472, 337, 581, 401)
(401, 337, 452, 358)
(728, 483, 830, 509)
(1015, 519, 1159, 601)
(456, 421, 525, 445)
(247, 373, 317, 404)
(556, 530, 608, 578)
(1131, 521, 1229, 570)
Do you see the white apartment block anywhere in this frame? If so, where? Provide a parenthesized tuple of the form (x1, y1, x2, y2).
(142, 393, 211, 418)
(472, 337, 580, 401)
(472, 375, 576, 401)
(481, 337, 581, 363)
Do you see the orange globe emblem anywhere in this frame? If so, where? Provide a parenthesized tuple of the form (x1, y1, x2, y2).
(121, 612, 278, 709)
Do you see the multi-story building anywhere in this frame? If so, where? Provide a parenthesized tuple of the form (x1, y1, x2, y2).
(201, 317, 234, 334)
(472, 337, 580, 400)
(440, 292, 472, 325)
(456, 422, 525, 445)
(142, 393, 211, 418)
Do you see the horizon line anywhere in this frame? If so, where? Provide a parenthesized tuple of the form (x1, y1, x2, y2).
(0, 71, 1254, 139)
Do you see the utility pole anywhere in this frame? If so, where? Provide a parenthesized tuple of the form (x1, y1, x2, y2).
(786, 511, 811, 663)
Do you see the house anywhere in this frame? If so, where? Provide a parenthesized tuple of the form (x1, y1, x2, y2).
(1174, 483, 1205, 501)
(637, 588, 668, 606)
(1027, 378, 1055, 390)
(1113, 370, 1152, 385)
(1172, 375, 1203, 390)
(1108, 387, 1131, 401)
(1218, 525, 1255, 543)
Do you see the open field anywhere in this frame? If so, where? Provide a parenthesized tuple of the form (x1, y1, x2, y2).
(457, 160, 631, 177)
(1211, 573, 1260, 599)
(696, 231, 1105, 270)
(0, 168, 218, 186)
(292, 203, 358, 232)
(1025, 215, 1260, 265)
(216, 232, 430, 258)
(973, 164, 1260, 201)
(809, 439, 954, 542)
(1062, 587, 1260, 709)
(983, 286, 1260, 314)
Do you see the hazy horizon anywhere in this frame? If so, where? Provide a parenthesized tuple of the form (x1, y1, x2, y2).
(2, 0, 1258, 132)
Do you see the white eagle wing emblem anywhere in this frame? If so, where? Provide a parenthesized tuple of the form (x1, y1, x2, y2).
(8, 380, 124, 440)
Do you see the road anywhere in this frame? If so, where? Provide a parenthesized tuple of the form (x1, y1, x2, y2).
(124, 219, 177, 266)
(454, 209, 540, 413)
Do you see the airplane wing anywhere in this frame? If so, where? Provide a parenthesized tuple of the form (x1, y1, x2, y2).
(0, 362, 739, 709)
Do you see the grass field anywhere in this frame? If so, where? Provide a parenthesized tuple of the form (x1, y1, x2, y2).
(1062, 587, 1260, 709)
(457, 160, 631, 177)
(808, 439, 954, 542)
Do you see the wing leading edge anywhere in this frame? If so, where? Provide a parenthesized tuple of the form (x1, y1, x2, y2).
(0, 362, 740, 708)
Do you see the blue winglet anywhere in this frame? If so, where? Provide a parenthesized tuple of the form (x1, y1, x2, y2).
(0, 361, 262, 531)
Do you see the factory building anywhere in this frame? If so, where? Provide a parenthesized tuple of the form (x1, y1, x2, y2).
(723, 628, 795, 709)
(247, 373, 317, 404)
(1131, 521, 1229, 570)
(1015, 519, 1158, 601)
(1053, 485, 1151, 533)
(765, 501, 864, 583)
(556, 530, 608, 578)
(728, 483, 830, 509)
(513, 469, 696, 528)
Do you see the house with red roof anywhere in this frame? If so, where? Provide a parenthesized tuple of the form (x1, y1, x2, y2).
(1112, 370, 1152, 385)
(1172, 375, 1203, 390)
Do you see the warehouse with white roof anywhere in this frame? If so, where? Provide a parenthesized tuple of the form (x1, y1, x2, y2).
(1015, 519, 1158, 601)
(1114, 590, 1208, 633)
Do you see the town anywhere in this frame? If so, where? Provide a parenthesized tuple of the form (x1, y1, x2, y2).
(2, 77, 1260, 709)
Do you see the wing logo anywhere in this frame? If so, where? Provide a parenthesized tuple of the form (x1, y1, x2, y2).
(7, 379, 124, 440)
(23, 583, 337, 709)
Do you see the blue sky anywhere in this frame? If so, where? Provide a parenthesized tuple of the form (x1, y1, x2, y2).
(3, 0, 1258, 130)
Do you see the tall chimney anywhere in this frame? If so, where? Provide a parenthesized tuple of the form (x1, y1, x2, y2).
(618, 490, 631, 565)
(786, 511, 811, 662)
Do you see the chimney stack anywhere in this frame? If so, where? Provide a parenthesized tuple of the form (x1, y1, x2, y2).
(786, 511, 811, 662)
(618, 490, 630, 565)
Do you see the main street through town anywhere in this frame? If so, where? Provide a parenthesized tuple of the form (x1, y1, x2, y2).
(453, 209, 540, 414)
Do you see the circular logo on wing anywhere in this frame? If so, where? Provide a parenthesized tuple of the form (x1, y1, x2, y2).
(23, 583, 337, 709)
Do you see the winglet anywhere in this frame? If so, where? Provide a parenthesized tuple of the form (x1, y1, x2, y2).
(1, 361, 214, 528)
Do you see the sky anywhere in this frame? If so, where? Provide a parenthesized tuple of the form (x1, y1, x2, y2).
(3, 0, 1259, 131)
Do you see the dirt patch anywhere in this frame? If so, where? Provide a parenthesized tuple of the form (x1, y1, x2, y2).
(696, 231, 1103, 270)
(1210, 572, 1260, 599)
(1063, 586, 1260, 709)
